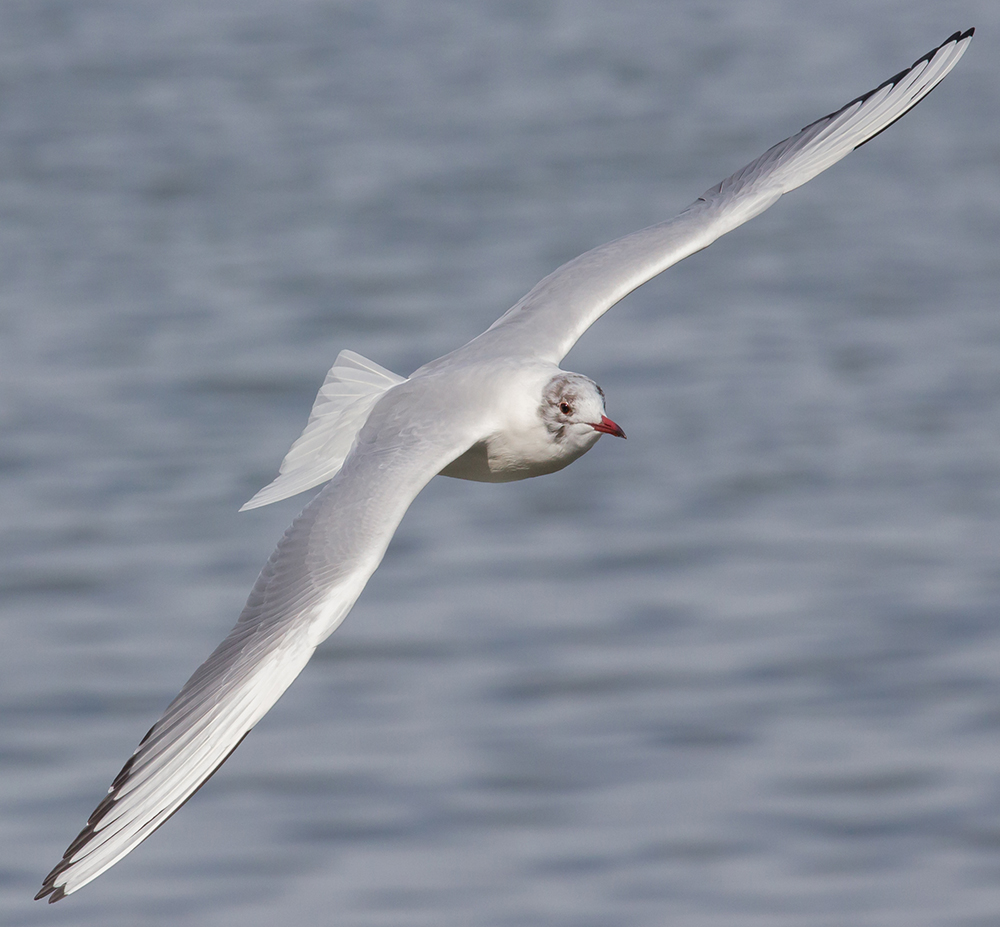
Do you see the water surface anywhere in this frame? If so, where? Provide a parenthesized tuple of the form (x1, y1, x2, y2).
(2, 3, 1000, 925)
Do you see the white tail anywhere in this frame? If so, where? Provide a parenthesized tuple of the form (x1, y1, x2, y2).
(240, 350, 405, 510)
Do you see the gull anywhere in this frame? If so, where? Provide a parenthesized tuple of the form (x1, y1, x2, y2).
(37, 29, 973, 901)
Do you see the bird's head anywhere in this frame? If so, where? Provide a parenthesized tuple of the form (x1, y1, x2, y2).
(540, 373, 626, 444)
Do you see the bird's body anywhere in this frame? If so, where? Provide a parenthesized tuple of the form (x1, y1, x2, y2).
(436, 362, 615, 482)
(37, 29, 974, 902)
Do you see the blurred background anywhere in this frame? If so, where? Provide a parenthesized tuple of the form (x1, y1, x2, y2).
(2, 2, 998, 925)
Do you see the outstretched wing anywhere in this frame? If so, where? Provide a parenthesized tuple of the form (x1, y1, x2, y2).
(37, 386, 480, 902)
(475, 29, 972, 364)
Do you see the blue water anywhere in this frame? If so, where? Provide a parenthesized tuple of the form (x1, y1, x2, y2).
(3, 3, 1000, 925)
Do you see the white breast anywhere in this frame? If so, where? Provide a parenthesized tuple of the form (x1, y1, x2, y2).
(438, 371, 602, 482)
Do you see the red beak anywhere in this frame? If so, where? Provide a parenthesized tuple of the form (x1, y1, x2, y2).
(591, 415, 626, 439)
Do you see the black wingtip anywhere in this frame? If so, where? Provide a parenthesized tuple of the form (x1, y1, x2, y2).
(942, 28, 974, 43)
(47, 885, 66, 903)
(34, 878, 66, 903)
(36, 852, 73, 902)
(943, 28, 975, 46)
(845, 28, 975, 152)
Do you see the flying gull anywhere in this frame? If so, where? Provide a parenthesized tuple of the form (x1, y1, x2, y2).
(37, 28, 973, 901)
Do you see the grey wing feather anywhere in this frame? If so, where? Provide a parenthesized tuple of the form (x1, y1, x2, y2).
(36, 390, 480, 901)
(475, 29, 972, 364)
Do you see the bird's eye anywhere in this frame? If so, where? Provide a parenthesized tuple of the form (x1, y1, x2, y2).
(559, 402, 572, 415)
